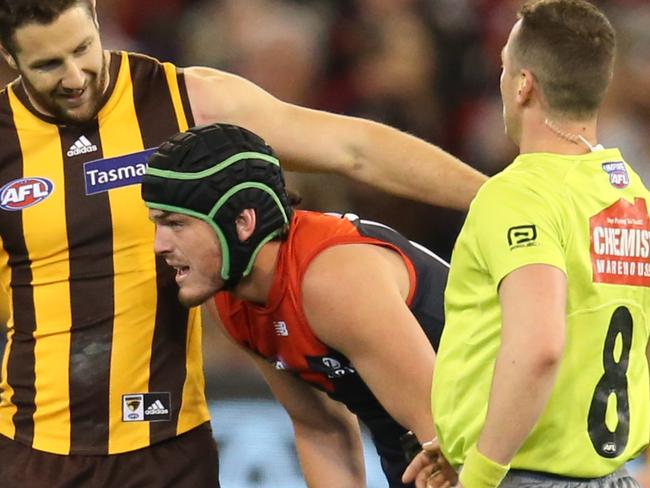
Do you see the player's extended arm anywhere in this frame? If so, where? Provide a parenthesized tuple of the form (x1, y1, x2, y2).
(204, 300, 366, 488)
(249, 354, 366, 488)
(301, 244, 437, 446)
(460, 264, 567, 487)
(183, 66, 487, 210)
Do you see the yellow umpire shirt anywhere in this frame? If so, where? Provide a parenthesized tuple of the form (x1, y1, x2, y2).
(432, 148, 650, 477)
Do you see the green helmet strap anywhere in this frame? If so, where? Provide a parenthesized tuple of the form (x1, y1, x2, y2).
(141, 124, 293, 288)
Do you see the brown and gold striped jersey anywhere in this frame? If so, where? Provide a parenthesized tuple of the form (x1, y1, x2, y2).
(0, 51, 209, 455)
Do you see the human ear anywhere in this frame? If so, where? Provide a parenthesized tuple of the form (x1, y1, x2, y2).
(516, 69, 535, 104)
(235, 209, 257, 242)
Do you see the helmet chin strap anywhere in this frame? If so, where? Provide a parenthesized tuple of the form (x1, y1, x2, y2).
(544, 118, 604, 152)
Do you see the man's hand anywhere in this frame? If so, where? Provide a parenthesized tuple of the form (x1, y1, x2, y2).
(402, 439, 458, 488)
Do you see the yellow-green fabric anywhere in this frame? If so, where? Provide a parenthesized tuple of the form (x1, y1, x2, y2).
(433, 148, 650, 477)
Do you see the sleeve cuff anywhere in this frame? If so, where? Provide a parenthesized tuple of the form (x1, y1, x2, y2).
(459, 444, 510, 488)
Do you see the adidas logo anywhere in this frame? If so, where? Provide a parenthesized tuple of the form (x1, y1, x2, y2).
(144, 400, 169, 415)
(67, 135, 98, 157)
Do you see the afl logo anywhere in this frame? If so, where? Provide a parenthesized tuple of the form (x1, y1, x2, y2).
(602, 161, 629, 189)
(0, 177, 54, 211)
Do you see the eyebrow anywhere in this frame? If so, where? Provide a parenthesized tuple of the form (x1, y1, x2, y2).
(151, 211, 172, 220)
(154, 211, 185, 224)
(28, 56, 60, 70)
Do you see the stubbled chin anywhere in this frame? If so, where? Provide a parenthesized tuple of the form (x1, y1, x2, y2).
(177, 291, 198, 308)
(61, 105, 97, 123)
(51, 89, 102, 123)
(178, 288, 210, 308)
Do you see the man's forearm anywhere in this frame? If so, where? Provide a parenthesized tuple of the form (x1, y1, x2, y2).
(338, 120, 487, 210)
(462, 264, 568, 487)
(457, 347, 560, 488)
(294, 422, 366, 487)
(477, 345, 560, 465)
(275, 105, 487, 210)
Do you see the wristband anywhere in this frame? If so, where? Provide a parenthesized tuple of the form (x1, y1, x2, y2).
(459, 444, 510, 488)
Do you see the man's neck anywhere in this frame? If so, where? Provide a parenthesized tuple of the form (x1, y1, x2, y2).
(519, 112, 600, 155)
(231, 241, 281, 305)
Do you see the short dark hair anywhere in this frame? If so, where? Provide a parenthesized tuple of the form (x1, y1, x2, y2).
(0, 0, 93, 55)
(513, 0, 616, 119)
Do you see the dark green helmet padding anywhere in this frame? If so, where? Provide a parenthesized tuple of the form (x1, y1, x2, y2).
(142, 123, 292, 288)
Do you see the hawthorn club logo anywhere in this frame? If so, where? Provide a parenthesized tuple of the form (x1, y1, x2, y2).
(122, 393, 172, 422)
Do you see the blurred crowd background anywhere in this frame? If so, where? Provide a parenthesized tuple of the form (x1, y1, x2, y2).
(1, 0, 649, 485)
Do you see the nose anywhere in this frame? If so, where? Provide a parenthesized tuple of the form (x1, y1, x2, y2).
(60, 60, 86, 91)
(153, 227, 172, 256)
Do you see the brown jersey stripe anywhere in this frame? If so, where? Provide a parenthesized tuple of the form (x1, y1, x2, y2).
(102, 51, 122, 111)
(129, 53, 182, 148)
(59, 124, 114, 454)
(0, 90, 37, 446)
(129, 53, 189, 442)
(177, 71, 195, 128)
(149, 261, 191, 445)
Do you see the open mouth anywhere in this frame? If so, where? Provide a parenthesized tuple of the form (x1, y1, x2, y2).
(174, 266, 190, 282)
(58, 89, 88, 107)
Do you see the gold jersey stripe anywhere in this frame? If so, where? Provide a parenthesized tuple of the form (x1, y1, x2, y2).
(8, 88, 73, 453)
(162, 62, 190, 133)
(98, 52, 154, 454)
(127, 52, 207, 444)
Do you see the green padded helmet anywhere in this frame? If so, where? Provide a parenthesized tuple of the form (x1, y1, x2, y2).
(142, 123, 293, 288)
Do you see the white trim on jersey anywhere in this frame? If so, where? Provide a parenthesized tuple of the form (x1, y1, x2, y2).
(327, 211, 450, 269)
